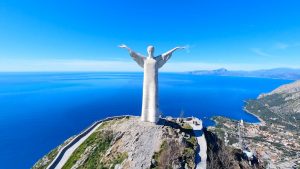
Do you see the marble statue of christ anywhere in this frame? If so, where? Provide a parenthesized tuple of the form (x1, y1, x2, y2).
(119, 45, 185, 123)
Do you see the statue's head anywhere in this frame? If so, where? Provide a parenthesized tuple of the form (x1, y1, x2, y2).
(147, 45, 155, 57)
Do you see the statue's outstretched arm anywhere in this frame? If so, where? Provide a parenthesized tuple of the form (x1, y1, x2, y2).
(161, 47, 185, 61)
(156, 46, 185, 69)
(119, 44, 145, 68)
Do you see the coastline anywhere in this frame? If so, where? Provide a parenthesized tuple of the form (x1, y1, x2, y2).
(208, 106, 265, 128)
(243, 101, 266, 126)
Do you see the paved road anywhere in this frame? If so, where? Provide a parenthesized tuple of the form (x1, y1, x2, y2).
(55, 123, 102, 169)
(46, 122, 103, 169)
(186, 118, 207, 169)
(46, 115, 131, 169)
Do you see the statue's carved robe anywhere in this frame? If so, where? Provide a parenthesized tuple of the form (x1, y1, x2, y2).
(130, 51, 172, 123)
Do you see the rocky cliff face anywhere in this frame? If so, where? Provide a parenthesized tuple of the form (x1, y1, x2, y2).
(33, 117, 198, 169)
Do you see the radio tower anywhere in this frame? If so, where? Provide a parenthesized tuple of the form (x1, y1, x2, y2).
(238, 119, 244, 149)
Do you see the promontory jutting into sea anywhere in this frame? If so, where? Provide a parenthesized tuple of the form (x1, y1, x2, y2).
(38, 45, 209, 169)
(31, 45, 300, 169)
(1, 1, 300, 169)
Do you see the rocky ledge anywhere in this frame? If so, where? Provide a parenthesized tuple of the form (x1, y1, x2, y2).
(33, 116, 198, 169)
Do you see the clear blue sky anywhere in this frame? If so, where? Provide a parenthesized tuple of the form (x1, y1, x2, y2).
(0, 0, 300, 71)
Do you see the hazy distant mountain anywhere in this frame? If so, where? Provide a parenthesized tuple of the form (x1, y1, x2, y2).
(189, 68, 300, 80)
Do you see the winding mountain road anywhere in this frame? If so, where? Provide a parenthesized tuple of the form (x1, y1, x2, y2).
(46, 116, 131, 169)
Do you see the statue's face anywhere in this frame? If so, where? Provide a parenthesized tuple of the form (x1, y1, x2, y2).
(147, 46, 155, 57)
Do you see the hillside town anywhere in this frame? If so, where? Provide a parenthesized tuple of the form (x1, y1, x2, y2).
(209, 115, 300, 168)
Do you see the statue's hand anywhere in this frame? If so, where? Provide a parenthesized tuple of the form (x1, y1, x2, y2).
(177, 46, 186, 50)
(118, 44, 128, 49)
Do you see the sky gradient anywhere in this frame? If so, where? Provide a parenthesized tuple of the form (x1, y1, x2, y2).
(0, 0, 300, 71)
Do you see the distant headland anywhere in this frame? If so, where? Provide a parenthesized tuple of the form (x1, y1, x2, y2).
(188, 68, 300, 80)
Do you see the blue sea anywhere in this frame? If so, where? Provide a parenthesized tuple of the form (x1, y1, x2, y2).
(0, 72, 291, 169)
